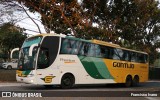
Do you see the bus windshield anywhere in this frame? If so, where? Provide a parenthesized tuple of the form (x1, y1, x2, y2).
(18, 36, 42, 70)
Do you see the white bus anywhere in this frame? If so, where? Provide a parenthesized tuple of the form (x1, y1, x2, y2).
(12, 34, 148, 88)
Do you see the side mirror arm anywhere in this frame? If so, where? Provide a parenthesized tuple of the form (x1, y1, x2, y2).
(10, 48, 19, 59)
(29, 44, 38, 56)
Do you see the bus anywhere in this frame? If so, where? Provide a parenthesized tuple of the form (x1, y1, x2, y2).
(11, 34, 148, 88)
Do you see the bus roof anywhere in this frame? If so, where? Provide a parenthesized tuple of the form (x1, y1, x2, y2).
(29, 33, 66, 38)
(91, 39, 147, 54)
(29, 34, 148, 55)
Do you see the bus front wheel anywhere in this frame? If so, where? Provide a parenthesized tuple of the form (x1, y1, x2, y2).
(125, 75, 132, 87)
(61, 74, 75, 89)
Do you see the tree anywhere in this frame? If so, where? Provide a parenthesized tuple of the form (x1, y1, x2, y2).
(0, 0, 24, 24)
(0, 22, 27, 60)
(0, 0, 42, 33)
(109, 0, 160, 47)
(17, 0, 160, 64)
(17, 0, 83, 35)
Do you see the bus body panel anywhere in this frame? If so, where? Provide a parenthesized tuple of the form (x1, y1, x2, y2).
(32, 55, 116, 85)
(15, 34, 149, 86)
(16, 70, 37, 84)
(103, 59, 148, 83)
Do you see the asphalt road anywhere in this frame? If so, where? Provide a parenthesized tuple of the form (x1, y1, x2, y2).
(0, 81, 160, 100)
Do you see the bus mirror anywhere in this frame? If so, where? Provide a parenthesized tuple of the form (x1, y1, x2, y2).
(10, 48, 19, 59)
(29, 44, 38, 56)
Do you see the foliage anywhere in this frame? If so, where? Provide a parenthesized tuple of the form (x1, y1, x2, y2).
(16, 0, 160, 64)
(154, 53, 160, 67)
(0, 0, 25, 25)
(0, 22, 27, 60)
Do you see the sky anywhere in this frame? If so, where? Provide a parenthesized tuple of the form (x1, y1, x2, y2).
(15, 0, 82, 36)
(15, 11, 46, 36)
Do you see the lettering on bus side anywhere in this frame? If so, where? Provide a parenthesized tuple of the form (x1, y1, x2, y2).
(113, 62, 134, 69)
(60, 58, 76, 63)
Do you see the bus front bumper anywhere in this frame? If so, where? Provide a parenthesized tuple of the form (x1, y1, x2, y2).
(16, 75, 36, 84)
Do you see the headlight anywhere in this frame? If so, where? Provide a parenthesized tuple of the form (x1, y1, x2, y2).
(2, 64, 6, 66)
(30, 80, 34, 83)
(2, 65, 7, 68)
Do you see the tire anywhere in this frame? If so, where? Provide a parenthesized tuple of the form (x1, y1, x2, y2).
(132, 76, 139, 87)
(7, 65, 12, 70)
(125, 75, 132, 87)
(61, 74, 75, 89)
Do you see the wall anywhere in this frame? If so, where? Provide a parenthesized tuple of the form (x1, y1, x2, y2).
(0, 70, 16, 82)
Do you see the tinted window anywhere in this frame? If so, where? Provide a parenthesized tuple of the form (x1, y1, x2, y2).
(131, 52, 137, 62)
(86, 44, 101, 57)
(60, 38, 148, 63)
(78, 42, 89, 56)
(60, 39, 71, 54)
(137, 53, 148, 63)
(37, 36, 59, 69)
(37, 48, 49, 69)
(87, 44, 95, 56)
(108, 47, 114, 59)
(122, 50, 130, 61)
(113, 48, 123, 60)
(60, 38, 82, 55)
(78, 42, 102, 57)
(144, 54, 148, 63)
(99, 45, 109, 58)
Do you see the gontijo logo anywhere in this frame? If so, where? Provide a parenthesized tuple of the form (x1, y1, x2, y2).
(113, 62, 134, 69)
(41, 76, 55, 83)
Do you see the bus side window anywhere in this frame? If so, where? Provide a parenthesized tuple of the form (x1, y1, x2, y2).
(78, 42, 84, 55)
(83, 44, 101, 57)
(137, 53, 146, 63)
(95, 44, 101, 57)
(108, 47, 114, 59)
(70, 41, 81, 55)
(61, 39, 82, 55)
(113, 48, 123, 60)
(145, 54, 148, 63)
(78, 42, 89, 56)
(122, 50, 129, 61)
(83, 43, 89, 56)
(131, 52, 137, 62)
(69, 40, 76, 54)
(61, 38, 71, 54)
(87, 44, 95, 57)
(100, 45, 107, 58)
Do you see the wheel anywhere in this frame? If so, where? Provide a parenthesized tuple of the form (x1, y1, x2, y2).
(61, 74, 75, 89)
(125, 75, 132, 87)
(132, 76, 139, 86)
(7, 65, 12, 70)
